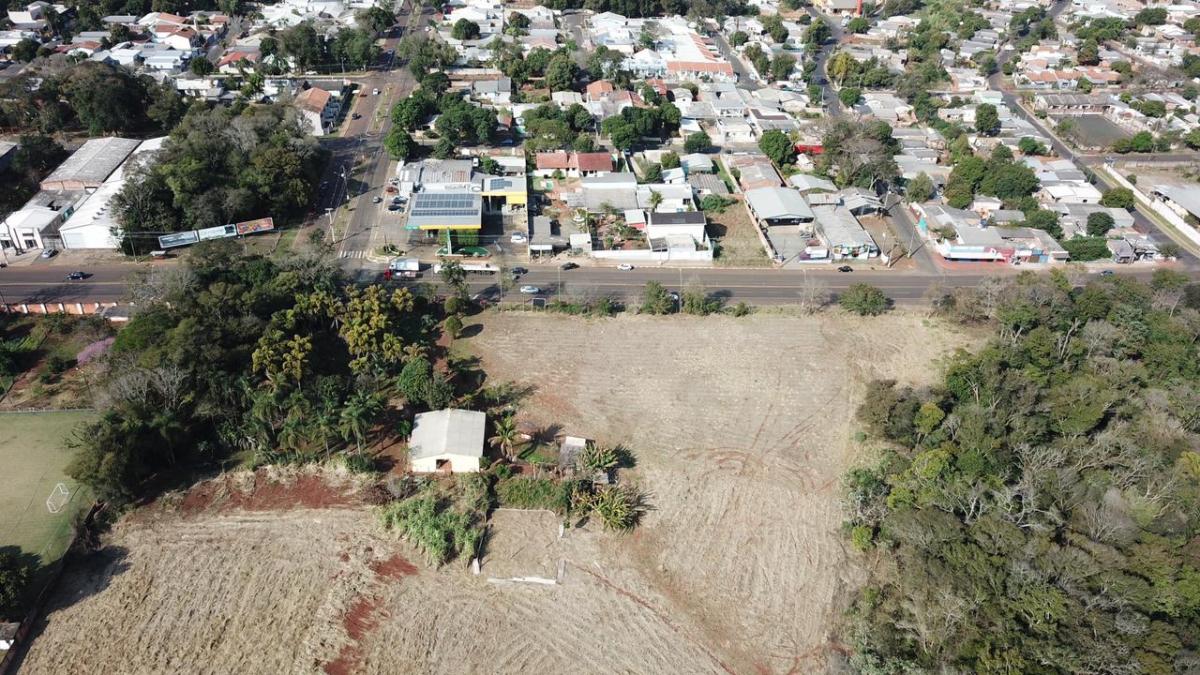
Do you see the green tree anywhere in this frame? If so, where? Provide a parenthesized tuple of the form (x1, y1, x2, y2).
(838, 86, 863, 107)
(0, 549, 34, 617)
(11, 38, 38, 63)
(545, 54, 578, 92)
(1017, 136, 1048, 155)
(684, 131, 712, 153)
(1086, 211, 1114, 237)
(640, 281, 675, 315)
(846, 16, 869, 33)
(1062, 235, 1111, 260)
(488, 414, 520, 461)
(384, 127, 416, 160)
(451, 18, 481, 41)
(839, 283, 889, 315)
(339, 391, 382, 452)
(906, 172, 934, 203)
(758, 129, 796, 167)
(730, 30, 748, 46)
(1100, 187, 1135, 209)
(974, 103, 999, 136)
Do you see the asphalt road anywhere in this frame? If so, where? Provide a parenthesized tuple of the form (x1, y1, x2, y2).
(308, 1, 427, 263)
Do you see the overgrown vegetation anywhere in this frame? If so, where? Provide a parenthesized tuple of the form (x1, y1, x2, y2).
(66, 243, 439, 503)
(846, 271, 1200, 673)
(379, 476, 489, 566)
(113, 104, 325, 252)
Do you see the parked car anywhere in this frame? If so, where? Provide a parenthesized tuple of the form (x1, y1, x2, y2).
(66, 271, 86, 280)
(510, 232, 527, 243)
(560, 262, 578, 270)
(510, 266, 528, 277)
(351, 113, 362, 120)
(837, 265, 853, 272)
(519, 285, 540, 294)
(372, 196, 383, 204)
(616, 263, 634, 271)
(1100, 270, 1115, 276)
(372, 88, 381, 95)
(40, 248, 57, 259)
(388, 203, 403, 211)
(385, 185, 398, 194)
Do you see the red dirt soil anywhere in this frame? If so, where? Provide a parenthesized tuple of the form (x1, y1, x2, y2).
(371, 553, 418, 580)
(179, 470, 361, 515)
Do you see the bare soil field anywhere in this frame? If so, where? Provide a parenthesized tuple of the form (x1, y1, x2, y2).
(464, 312, 974, 672)
(18, 313, 974, 675)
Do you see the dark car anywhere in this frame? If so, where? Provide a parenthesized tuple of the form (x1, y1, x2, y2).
(67, 271, 87, 280)
(351, 113, 362, 120)
(510, 266, 528, 277)
(837, 265, 853, 272)
(560, 262, 579, 270)
(1100, 270, 1115, 276)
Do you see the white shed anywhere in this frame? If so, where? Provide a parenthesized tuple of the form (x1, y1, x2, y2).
(409, 409, 485, 473)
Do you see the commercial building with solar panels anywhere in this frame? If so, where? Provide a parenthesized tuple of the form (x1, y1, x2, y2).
(405, 191, 483, 231)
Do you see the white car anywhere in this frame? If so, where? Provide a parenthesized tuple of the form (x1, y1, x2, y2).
(510, 232, 527, 243)
(519, 285, 540, 294)
(372, 88, 381, 95)
(616, 263, 634, 271)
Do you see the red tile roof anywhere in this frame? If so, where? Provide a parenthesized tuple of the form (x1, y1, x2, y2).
(574, 152, 613, 173)
(294, 86, 332, 113)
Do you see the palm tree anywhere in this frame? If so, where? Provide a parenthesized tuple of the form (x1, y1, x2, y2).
(488, 414, 519, 461)
(339, 391, 381, 452)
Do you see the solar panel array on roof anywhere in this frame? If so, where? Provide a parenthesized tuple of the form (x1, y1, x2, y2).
(489, 179, 512, 189)
(410, 193, 480, 218)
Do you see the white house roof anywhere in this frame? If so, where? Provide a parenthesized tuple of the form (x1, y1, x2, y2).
(409, 409, 485, 462)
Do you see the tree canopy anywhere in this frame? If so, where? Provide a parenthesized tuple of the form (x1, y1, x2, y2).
(113, 104, 325, 251)
(848, 272, 1200, 674)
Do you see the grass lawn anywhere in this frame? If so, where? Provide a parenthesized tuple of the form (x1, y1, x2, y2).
(0, 411, 95, 565)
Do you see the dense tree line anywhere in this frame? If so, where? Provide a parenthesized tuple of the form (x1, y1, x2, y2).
(846, 271, 1200, 674)
(600, 101, 681, 151)
(112, 104, 325, 250)
(67, 243, 442, 502)
(0, 62, 186, 135)
(538, 0, 752, 19)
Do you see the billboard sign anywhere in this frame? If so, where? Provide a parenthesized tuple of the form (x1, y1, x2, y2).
(157, 231, 199, 249)
(197, 224, 237, 241)
(235, 217, 275, 236)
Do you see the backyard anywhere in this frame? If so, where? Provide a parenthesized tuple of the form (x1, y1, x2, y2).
(17, 312, 975, 673)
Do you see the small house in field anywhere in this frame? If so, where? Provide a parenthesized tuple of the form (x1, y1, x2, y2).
(409, 409, 485, 473)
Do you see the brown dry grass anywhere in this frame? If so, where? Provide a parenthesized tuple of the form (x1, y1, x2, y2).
(18, 313, 974, 675)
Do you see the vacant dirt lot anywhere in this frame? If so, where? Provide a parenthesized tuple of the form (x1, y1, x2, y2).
(464, 312, 973, 672)
(19, 313, 973, 674)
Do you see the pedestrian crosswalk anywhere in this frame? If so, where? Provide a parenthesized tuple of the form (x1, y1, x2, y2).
(339, 250, 369, 259)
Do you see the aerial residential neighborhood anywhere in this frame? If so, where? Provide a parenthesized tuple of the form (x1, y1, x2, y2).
(2, 0, 1200, 672)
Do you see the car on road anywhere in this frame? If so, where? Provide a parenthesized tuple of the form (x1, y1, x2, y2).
(351, 113, 362, 120)
(1100, 270, 1115, 276)
(372, 196, 383, 203)
(385, 186, 398, 193)
(510, 266, 528, 278)
(388, 203, 403, 212)
(560, 262, 578, 270)
(40, 248, 57, 259)
(510, 232, 527, 243)
(616, 263, 634, 271)
(519, 285, 540, 294)
(837, 265, 853, 272)
(66, 271, 87, 280)
(372, 88, 381, 95)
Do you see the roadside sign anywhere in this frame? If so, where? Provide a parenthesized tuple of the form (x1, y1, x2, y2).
(197, 224, 237, 241)
(157, 231, 199, 249)
(235, 217, 275, 235)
